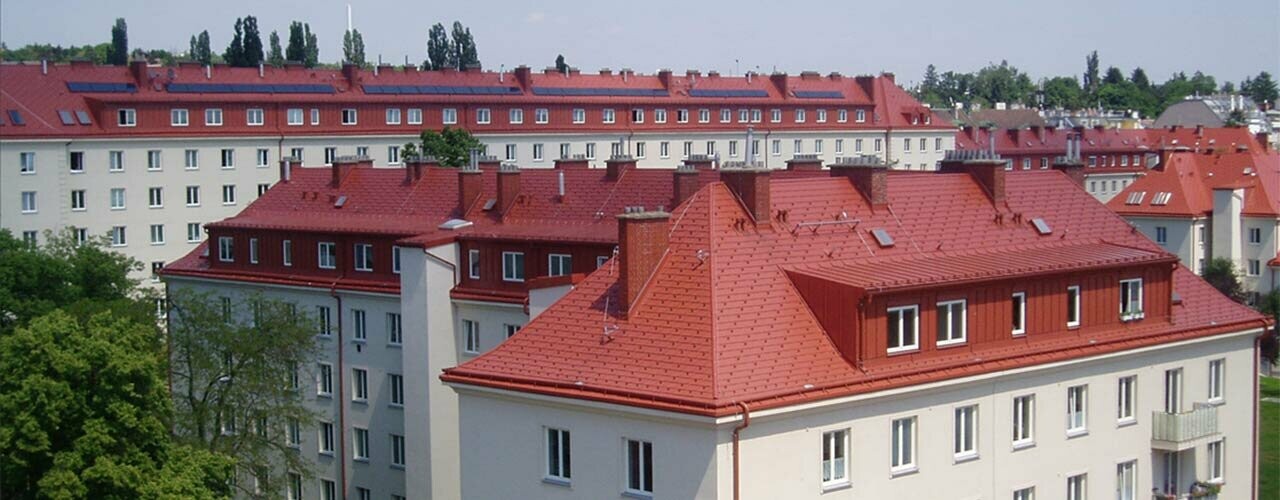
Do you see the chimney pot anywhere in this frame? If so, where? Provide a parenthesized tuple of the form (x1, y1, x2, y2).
(719, 164, 772, 227)
(617, 209, 671, 316)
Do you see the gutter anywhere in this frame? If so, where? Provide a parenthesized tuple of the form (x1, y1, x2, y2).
(328, 280, 348, 498)
(732, 402, 750, 500)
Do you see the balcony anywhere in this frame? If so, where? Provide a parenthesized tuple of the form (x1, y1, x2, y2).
(1151, 403, 1219, 451)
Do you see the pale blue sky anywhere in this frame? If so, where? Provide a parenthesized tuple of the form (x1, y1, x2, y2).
(3, 0, 1277, 86)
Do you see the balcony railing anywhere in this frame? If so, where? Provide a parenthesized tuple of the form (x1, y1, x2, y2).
(1151, 403, 1219, 451)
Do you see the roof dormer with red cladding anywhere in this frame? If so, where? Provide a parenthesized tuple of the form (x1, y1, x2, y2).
(0, 61, 950, 140)
(441, 153, 1270, 417)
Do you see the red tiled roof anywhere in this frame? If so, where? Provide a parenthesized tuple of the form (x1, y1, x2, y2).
(1107, 143, 1280, 218)
(442, 171, 1270, 416)
(163, 242, 401, 295)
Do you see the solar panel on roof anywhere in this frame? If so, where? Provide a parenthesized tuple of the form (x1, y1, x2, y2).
(794, 90, 844, 99)
(74, 110, 92, 125)
(0, 112, 5, 126)
(66, 82, 137, 93)
(362, 85, 521, 96)
(57, 110, 75, 125)
(7, 110, 25, 126)
(166, 83, 336, 94)
(870, 228, 894, 248)
(688, 89, 769, 98)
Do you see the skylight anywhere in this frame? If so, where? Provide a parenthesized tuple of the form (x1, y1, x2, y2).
(1124, 191, 1146, 205)
(439, 219, 474, 230)
(1151, 192, 1172, 206)
(1031, 218, 1052, 235)
(870, 228, 894, 248)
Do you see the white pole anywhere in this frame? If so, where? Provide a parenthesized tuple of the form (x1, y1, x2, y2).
(347, 4, 353, 32)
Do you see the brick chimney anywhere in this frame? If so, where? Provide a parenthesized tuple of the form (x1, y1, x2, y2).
(278, 156, 302, 183)
(684, 154, 716, 170)
(829, 156, 889, 210)
(606, 155, 636, 181)
(497, 163, 521, 215)
(720, 163, 772, 227)
(672, 164, 701, 208)
(514, 65, 532, 90)
(458, 165, 483, 212)
(657, 69, 673, 89)
(477, 155, 502, 170)
(939, 151, 1006, 205)
(342, 63, 360, 86)
(404, 156, 439, 183)
(769, 72, 789, 94)
(1051, 155, 1086, 187)
(1256, 132, 1271, 151)
(554, 155, 590, 170)
(331, 155, 371, 187)
(617, 207, 670, 316)
(130, 60, 149, 85)
(786, 154, 824, 171)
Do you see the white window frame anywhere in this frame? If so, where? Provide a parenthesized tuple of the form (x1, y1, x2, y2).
(442, 108, 458, 125)
(1207, 439, 1224, 483)
(890, 416, 917, 474)
(248, 237, 258, 263)
(1119, 279, 1143, 321)
(468, 249, 481, 279)
(509, 108, 524, 124)
(109, 150, 124, 171)
(149, 225, 166, 245)
(287, 108, 303, 125)
(887, 305, 920, 353)
(1066, 385, 1088, 436)
(1116, 461, 1136, 500)
(71, 190, 85, 211)
(1117, 375, 1137, 424)
(816, 109, 827, 123)
(954, 405, 978, 460)
(170, 108, 189, 126)
(388, 312, 403, 346)
(936, 299, 967, 346)
(624, 438, 653, 495)
(319, 421, 334, 454)
(353, 427, 369, 461)
(545, 427, 572, 484)
(354, 243, 374, 272)
(186, 223, 201, 243)
(318, 242, 337, 269)
(1066, 473, 1086, 500)
(246, 108, 264, 126)
(502, 251, 525, 282)
(109, 188, 126, 209)
(352, 367, 368, 402)
(838, 109, 848, 123)
(548, 253, 572, 277)
(386, 107, 402, 125)
(407, 108, 423, 125)
(389, 373, 404, 407)
(221, 184, 236, 205)
(720, 108, 731, 123)
(204, 108, 223, 126)
(632, 108, 645, 124)
(655, 108, 667, 123)
(535, 108, 549, 124)
(1067, 285, 1081, 328)
(117, 108, 136, 127)
(795, 108, 806, 123)
(1012, 394, 1035, 448)
(677, 109, 689, 123)
(341, 108, 358, 125)
(821, 429, 849, 488)
(282, 240, 293, 266)
(603, 108, 616, 124)
(1014, 487, 1035, 500)
(476, 108, 491, 124)
(391, 434, 406, 468)
(352, 309, 367, 341)
(462, 319, 480, 354)
(19, 152, 36, 173)
(316, 362, 333, 396)
(1208, 359, 1225, 403)
(1011, 292, 1027, 336)
(698, 108, 710, 123)
(856, 109, 866, 122)
(20, 191, 37, 213)
(110, 226, 126, 247)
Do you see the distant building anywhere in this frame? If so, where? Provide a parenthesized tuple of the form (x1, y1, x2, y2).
(1155, 94, 1272, 137)
(445, 157, 1267, 500)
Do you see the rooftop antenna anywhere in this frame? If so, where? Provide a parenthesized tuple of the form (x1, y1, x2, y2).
(347, 4, 353, 32)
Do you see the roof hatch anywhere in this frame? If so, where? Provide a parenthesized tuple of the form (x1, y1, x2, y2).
(1031, 218, 1052, 235)
(869, 228, 894, 248)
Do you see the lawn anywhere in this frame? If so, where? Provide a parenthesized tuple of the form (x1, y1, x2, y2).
(1262, 376, 1279, 500)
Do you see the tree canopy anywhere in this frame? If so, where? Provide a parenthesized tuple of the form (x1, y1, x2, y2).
(425, 21, 480, 70)
(107, 18, 128, 65)
(267, 31, 284, 67)
(407, 127, 484, 167)
(343, 28, 367, 67)
(223, 16, 263, 67)
(1201, 257, 1246, 303)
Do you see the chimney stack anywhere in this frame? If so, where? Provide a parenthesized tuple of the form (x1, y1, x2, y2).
(458, 163, 483, 212)
(1051, 154, 1085, 187)
(786, 154, 824, 171)
(939, 151, 1007, 205)
(278, 156, 301, 183)
(606, 155, 636, 181)
(1257, 132, 1271, 151)
(617, 207, 670, 316)
(330, 155, 371, 187)
(672, 163, 701, 208)
(130, 60, 149, 85)
(769, 72, 789, 94)
(514, 65, 532, 90)
(342, 63, 360, 86)
(1031, 124, 1046, 143)
(477, 155, 502, 170)
(554, 155, 590, 170)
(497, 163, 522, 215)
(719, 163, 772, 227)
(657, 69, 673, 89)
(830, 156, 890, 210)
(684, 154, 716, 170)
(404, 156, 439, 183)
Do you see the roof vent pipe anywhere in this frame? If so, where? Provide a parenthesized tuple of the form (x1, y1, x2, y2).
(205, 65, 211, 79)
(745, 127, 755, 165)
(41, 59, 47, 75)
(258, 62, 264, 78)
(558, 170, 565, 197)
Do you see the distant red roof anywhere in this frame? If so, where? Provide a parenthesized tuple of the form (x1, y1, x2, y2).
(1107, 140, 1280, 218)
(442, 171, 1268, 416)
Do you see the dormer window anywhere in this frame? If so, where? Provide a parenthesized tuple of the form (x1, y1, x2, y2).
(887, 305, 919, 353)
(1119, 279, 1143, 321)
(218, 236, 234, 262)
(936, 300, 967, 346)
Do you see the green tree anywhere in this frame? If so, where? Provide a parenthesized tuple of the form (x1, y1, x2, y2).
(167, 290, 320, 497)
(343, 28, 366, 67)
(1042, 76, 1084, 109)
(1103, 66, 1125, 85)
(1243, 71, 1278, 108)
(1130, 67, 1151, 90)
(1219, 81, 1235, 93)
(107, 18, 128, 65)
(1189, 71, 1217, 96)
(1083, 50, 1100, 96)
(303, 24, 319, 68)
(417, 127, 484, 167)
(286, 22, 306, 62)
(1201, 257, 1246, 303)
(426, 23, 450, 70)
(1258, 290, 1279, 362)
(970, 61, 1035, 107)
(0, 310, 233, 498)
(267, 31, 284, 67)
(452, 21, 479, 69)
(241, 16, 264, 67)
(224, 18, 245, 67)
(1224, 108, 1248, 127)
(188, 30, 212, 65)
(555, 54, 568, 73)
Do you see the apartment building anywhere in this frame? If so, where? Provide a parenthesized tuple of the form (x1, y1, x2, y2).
(160, 153, 835, 498)
(1107, 131, 1279, 299)
(443, 154, 1269, 499)
(1, 61, 953, 286)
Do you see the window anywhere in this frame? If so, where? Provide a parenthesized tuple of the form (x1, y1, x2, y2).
(317, 306, 332, 336)
(509, 108, 524, 124)
(468, 249, 481, 279)
(890, 417, 916, 473)
(22, 231, 36, 244)
(835, 139, 844, 155)
(632, 108, 645, 123)
(75, 228, 88, 245)
(110, 226, 126, 246)
(170, 108, 189, 126)
(728, 140, 739, 158)
(502, 252, 525, 282)
(1117, 375, 1136, 423)
(683, 141, 694, 158)
(546, 428, 572, 483)
(221, 184, 236, 205)
(657, 142, 668, 159)
(356, 488, 370, 500)
(108, 150, 124, 171)
(187, 223, 201, 242)
(257, 183, 270, 196)
(1248, 227, 1262, 244)
(1014, 487, 1035, 500)
(1012, 395, 1034, 446)
(559, 143, 571, 159)
(815, 139, 824, 154)
(220, 149, 234, 168)
(954, 405, 978, 459)
(1067, 285, 1081, 327)
(317, 363, 333, 396)
(341, 108, 357, 125)
(1208, 359, 1224, 402)
(150, 225, 165, 245)
(391, 434, 406, 467)
(463, 319, 480, 354)
(920, 138, 927, 152)
(1066, 474, 1086, 500)
(705, 141, 716, 156)
(389, 373, 404, 406)
(319, 421, 334, 453)
(286, 108, 303, 125)
(354, 427, 369, 460)
(875, 139, 882, 152)
(1022, 158, 1032, 170)
(117, 108, 136, 126)
(353, 309, 367, 341)
(184, 149, 198, 169)
(795, 109, 806, 123)
(548, 254, 572, 277)
(655, 109, 667, 123)
(821, 429, 848, 487)
(816, 109, 827, 123)
(676, 109, 688, 123)
(602, 108, 616, 124)
(386, 108, 402, 125)
(407, 108, 423, 125)
(246, 108, 264, 126)
(110, 188, 126, 209)
(287, 473, 302, 500)
(625, 439, 653, 495)
(318, 242, 337, 269)
(20, 192, 36, 213)
(1116, 461, 1136, 500)
(903, 138, 912, 152)
(71, 190, 85, 211)
(838, 109, 848, 123)
(147, 187, 163, 208)
(1011, 292, 1026, 335)
(19, 152, 35, 173)
(939, 138, 946, 152)
(320, 479, 335, 500)
(1119, 279, 1143, 320)
(204, 108, 223, 126)
(855, 109, 866, 122)
(535, 108, 549, 124)
(352, 367, 368, 402)
(533, 144, 544, 162)
(887, 305, 919, 353)
(1154, 226, 1167, 244)
(596, 256, 609, 268)
(1066, 385, 1088, 435)
(635, 142, 646, 159)
(309, 108, 320, 125)
(720, 108, 731, 123)
(505, 324, 521, 338)
(503, 144, 517, 161)
(936, 299, 967, 345)
(184, 186, 201, 206)
(144, 150, 162, 170)
(1207, 439, 1224, 482)
(1248, 259, 1261, 276)
(387, 312, 403, 345)
(354, 243, 374, 272)
(440, 108, 457, 125)
(323, 147, 337, 166)
(698, 108, 710, 123)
